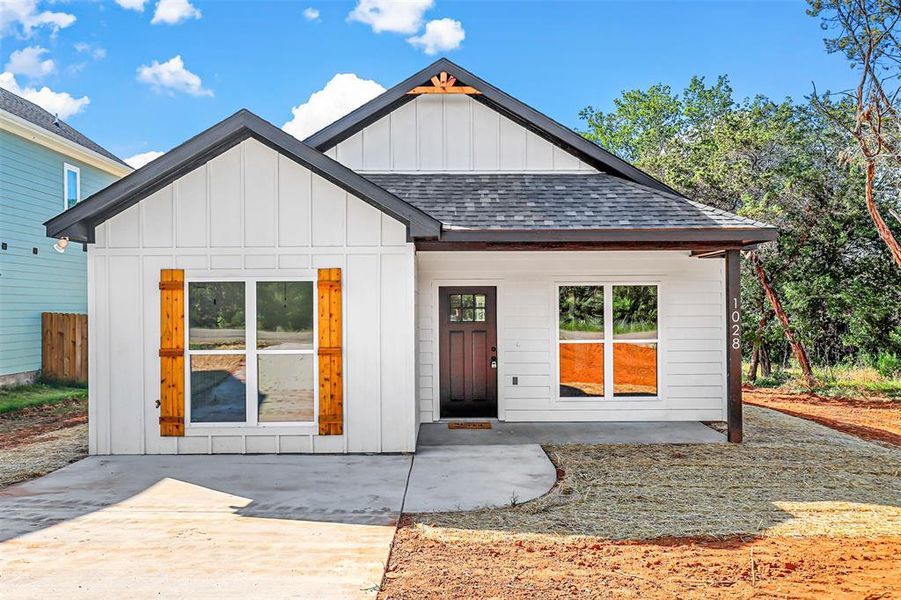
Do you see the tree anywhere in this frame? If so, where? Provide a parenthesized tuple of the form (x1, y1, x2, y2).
(580, 77, 901, 375)
(808, 0, 901, 267)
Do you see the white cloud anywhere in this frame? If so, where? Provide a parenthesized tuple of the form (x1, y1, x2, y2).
(137, 55, 212, 97)
(125, 150, 164, 168)
(303, 7, 320, 21)
(151, 0, 201, 25)
(348, 0, 432, 34)
(407, 18, 464, 55)
(5, 45, 54, 78)
(0, 72, 89, 119)
(0, 0, 76, 37)
(283, 73, 385, 141)
(115, 0, 148, 12)
(74, 42, 106, 61)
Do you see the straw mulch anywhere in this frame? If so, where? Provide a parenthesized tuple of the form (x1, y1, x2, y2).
(414, 406, 901, 540)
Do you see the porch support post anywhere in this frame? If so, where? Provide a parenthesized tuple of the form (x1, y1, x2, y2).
(725, 249, 743, 442)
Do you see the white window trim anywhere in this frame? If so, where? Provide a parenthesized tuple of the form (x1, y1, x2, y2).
(63, 163, 80, 210)
(555, 282, 661, 403)
(183, 276, 318, 429)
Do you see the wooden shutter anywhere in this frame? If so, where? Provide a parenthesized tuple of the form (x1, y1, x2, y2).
(317, 268, 343, 435)
(159, 269, 185, 436)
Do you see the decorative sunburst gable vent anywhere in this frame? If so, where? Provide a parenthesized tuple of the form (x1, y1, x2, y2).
(408, 71, 481, 95)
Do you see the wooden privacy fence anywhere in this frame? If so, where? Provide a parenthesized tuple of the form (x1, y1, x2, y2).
(42, 313, 88, 383)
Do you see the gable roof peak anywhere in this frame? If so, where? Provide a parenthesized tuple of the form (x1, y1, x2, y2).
(303, 59, 680, 196)
(45, 107, 441, 242)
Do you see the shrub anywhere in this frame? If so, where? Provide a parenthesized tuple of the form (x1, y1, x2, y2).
(875, 352, 901, 378)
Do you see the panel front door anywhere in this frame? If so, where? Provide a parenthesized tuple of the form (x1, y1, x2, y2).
(439, 286, 498, 418)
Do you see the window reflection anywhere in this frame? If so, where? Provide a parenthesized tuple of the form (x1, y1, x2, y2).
(190, 355, 247, 422)
(559, 343, 603, 397)
(258, 354, 314, 422)
(613, 343, 657, 396)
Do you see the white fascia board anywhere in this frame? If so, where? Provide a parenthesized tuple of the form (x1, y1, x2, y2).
(0, 109, 132, 177)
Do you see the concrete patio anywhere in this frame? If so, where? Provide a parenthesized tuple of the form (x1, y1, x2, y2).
(0, 455, 410, 599)
(417, 420, 726, 446)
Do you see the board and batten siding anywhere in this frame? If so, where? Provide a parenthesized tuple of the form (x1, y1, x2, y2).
(416, 251, 726, 423)
(328, 95, 597, 173)
(0, 130, 119, 378)
(88, 138, 417, 455)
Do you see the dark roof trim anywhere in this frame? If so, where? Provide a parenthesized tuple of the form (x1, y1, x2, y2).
(436, 227, 777, 245)
(304, 58, 680, 196)
(45, 110, 442, 243)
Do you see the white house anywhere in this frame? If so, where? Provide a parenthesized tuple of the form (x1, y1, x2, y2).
(45, 59, 775, 455)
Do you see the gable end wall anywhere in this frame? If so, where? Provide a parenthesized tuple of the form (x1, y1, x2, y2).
(329, 95, 597, 173)
(88, 138, 416, 455)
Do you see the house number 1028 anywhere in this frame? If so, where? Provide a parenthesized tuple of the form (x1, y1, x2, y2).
(730, 298, 741, 350)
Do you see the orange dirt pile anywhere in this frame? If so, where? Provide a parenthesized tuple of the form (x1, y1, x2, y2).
(560, 343, 656, 394)
(380, 522, 901, 599)
(744, 387, 901, 446)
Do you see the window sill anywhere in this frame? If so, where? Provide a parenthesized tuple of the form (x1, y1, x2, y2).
(184, 424, 317, 436)
(554, 396, 662, 406)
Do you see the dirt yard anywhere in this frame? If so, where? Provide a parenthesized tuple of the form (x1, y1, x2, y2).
(380, 406, 901, 599)
(0, 398, 88, 488)
(745, 386, 900, 446)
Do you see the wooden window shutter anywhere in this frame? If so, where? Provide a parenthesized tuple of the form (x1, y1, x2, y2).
(317, 268, 343, 435)
(159, 269, 185, 436)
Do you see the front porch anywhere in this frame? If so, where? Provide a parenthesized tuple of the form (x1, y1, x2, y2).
(417, 420, 726, 447)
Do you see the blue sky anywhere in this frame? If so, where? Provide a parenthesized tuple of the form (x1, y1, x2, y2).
(1, 0, 855, 165)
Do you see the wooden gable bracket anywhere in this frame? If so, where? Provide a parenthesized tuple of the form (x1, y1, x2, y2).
(407, 71, 481, 95)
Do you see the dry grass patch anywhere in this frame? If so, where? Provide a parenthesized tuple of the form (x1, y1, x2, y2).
(383, 407, 901, 599)
(0, 423, 87, 488)
(414, 406, 900, 540)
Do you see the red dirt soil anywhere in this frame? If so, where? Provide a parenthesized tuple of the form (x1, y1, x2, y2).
(0, 399, 87, 450)
(380, 522, 901, 599)
(744, 387, 901, 446)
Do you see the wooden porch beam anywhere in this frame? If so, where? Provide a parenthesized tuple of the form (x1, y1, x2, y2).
(725, 249, 743, 443)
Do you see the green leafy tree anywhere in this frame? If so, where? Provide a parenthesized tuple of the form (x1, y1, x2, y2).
(580, 78, 901, 372)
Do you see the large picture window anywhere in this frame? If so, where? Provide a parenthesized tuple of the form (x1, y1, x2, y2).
(186, 279, 316, 426)
(557, 284, 659, 399)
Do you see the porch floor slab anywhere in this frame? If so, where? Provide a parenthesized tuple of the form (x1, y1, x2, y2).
(417, 420, 726, 446)
(404, 444, 557, 513)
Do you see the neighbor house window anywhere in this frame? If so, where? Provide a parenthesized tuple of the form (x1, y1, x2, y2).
(186, 279, 316, 426)
(63, 164, 80, 210)
(557, 284, 659, 399)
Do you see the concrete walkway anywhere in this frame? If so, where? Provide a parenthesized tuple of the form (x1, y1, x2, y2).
(418, 420, 726, 446)
(404, 444, 557, 512)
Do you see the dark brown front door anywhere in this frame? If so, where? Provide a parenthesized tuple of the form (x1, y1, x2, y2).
(439, 286, 498, 418)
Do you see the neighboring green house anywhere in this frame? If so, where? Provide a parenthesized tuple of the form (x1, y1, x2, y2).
(0, 88, 131, 387)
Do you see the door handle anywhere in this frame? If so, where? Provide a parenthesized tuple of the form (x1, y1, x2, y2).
(490, 357, 497, 369)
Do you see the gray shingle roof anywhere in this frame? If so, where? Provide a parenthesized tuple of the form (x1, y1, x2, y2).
(0, 87, 126, 166)
(364, 173, 773, 231)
